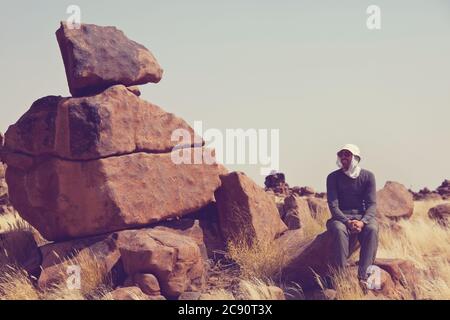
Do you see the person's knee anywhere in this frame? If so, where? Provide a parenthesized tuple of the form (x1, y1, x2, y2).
(327, 220, 348, 235)
(362, 222, 379, 238)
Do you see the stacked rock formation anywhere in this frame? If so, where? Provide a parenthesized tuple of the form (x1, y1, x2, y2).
(2, 22, 231, 300)
(2, 22, 293, 300)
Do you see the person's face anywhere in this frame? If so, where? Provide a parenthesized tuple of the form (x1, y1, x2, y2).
(338, 149, 353, 170)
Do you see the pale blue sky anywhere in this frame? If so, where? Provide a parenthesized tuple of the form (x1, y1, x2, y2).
(0, 0, 449, 191)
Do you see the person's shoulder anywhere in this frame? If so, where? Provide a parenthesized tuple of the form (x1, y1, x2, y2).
(360, 168, 375, 179)
(327, 169, 342, 180)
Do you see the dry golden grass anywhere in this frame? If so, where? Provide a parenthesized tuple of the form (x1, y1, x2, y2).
(0, 212, 112, 300)
(43, 248, 113, 300)
(0, 210, 47, 246)
(377, 199, 450, 300)
(227, 237, 287, 280)
(328, 267, 366, 300)
(0, 265, 40, 300)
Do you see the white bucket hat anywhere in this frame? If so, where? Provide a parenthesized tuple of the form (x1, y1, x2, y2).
(338, 144, 361, 161)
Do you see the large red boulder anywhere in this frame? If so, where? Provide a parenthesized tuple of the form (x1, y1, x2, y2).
(4, 85, 201, 160)
(377, 181, 414, 220)
(5, 149, 225, 241)
(278, 231, 359, 289)
(38, 227, 206, 299)
(215, 172, 287, 246)
(56, 22, 163, 97)
(117, 228, 206, 299)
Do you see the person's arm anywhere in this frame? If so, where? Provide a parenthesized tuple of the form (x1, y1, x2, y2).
(327, 173, 350, 224)
(361, 171, 377, 225)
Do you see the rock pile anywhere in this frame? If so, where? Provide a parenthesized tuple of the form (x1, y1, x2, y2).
(1, 22, 297, 300)
(1, 22, 231, 300)
(436, 180, 450, 199)
(264, 171, 290, 195)
(264, 171, 326, 199)
(411, 180, 450, 201)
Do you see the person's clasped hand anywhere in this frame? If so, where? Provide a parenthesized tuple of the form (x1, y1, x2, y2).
(347, 220, 365, 234)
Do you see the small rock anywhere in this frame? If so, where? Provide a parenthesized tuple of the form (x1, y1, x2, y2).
(428, 203, 450, 227)
(109, 287, 152, 300)
(178, 291, 202, 300)
(133, 273, 161, 296)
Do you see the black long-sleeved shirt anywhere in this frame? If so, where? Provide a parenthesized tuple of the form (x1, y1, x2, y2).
(326, 168, 377, 225)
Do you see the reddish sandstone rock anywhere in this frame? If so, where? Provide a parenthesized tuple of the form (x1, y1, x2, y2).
(377, 181, 414, 220)
(132, 273, 161, 296)
(38, 233, 121, 289)
(154, 208, 226, 262)
(374, 258, 420, 287)
(282, 195, 316, 230)
(215, 172, 287, 246)
(306, 197, 330, 220)
(0, 133, 8, 210)
(0, 229, 42, 277)
(109, 287, 165, 300)
(428, 203, 450, 227)
(278, 230, 359, 289)
(56, 22, 163, 97)
(38, 227, 206, 299)
(6, 148, 224, 241)
(0, 164, 8, 209)
(117, 228, 206, 299)
(178, 291, 202, 300)
(4, 85, 201, 160)
(347, 266, 396, 298)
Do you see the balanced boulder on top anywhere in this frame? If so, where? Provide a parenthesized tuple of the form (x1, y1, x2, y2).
(56, 22, 163, 97)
